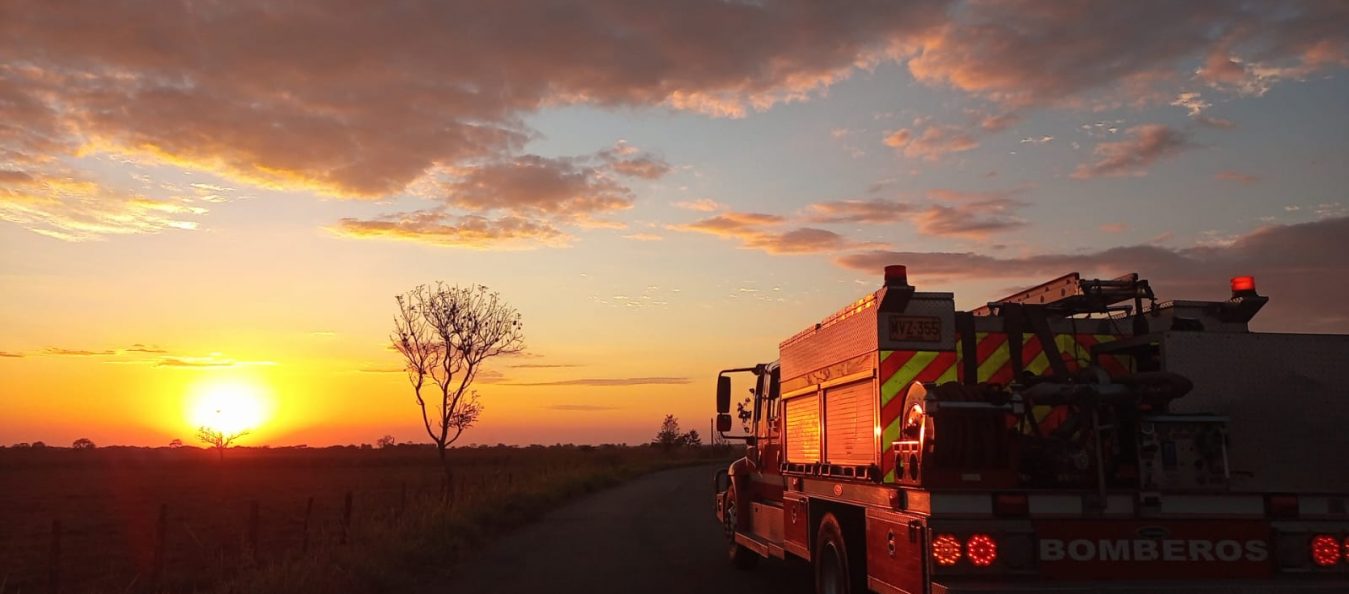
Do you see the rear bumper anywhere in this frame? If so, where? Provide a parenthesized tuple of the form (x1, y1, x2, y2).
(932, 579, 1349, 594)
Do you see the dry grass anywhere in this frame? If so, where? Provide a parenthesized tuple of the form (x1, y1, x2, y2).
(0, 444, 731, 593)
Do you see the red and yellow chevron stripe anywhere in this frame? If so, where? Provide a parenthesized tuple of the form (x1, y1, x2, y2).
(878, 332, 1132, 482)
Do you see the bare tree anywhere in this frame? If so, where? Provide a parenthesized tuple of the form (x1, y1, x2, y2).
(392, 283, 524, 494)
(197, 426, 250, 461)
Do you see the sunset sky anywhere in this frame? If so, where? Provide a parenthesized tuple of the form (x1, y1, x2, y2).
(2, 1, 1347, 447)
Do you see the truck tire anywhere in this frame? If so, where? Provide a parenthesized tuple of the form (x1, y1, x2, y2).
(724, 486, 759, 570)
(814, 513, 862, 594)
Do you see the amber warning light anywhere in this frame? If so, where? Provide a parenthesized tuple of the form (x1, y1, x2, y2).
(1230, 275, 1257, 296)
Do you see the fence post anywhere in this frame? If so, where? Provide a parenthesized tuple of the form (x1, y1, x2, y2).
(301, 496, 314, 553)
(152, 503, 167, 590)
(339, 491, 353, 545)
(48, 519, 61, 594)
(248, 501, 260, 564)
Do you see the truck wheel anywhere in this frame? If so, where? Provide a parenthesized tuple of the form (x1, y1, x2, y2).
(814, 513, 856, 594)
(724, 486, 759, 570)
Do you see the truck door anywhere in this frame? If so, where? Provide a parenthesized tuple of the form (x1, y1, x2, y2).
(754, 366, 782, 475)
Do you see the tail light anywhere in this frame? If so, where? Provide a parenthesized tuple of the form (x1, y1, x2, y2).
(932, 534, 962, 566)
(1311, 534, 1340, 567)
(932, 533, 1003, 569)
(967, 534, 998, 567)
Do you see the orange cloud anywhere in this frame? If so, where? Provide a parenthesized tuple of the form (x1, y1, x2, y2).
(332, 212, 567, 249)
(805, 188, 1028, 240)
(0, 0, 945, 202)
(805, 199, 914, 224)
(906, 1, 1348, 108)
(1072, 125, 1193, 179)
(883, 121, 979, 161)
(671, 210, 864, 255)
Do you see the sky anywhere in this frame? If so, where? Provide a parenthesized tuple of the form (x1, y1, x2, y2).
(2, 0, 1347, 447)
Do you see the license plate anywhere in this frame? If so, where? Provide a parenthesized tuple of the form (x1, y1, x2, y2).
(889, 315, 941, 342)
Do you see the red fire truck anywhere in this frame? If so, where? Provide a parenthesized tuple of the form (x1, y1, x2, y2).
(712, 265, 1349, 593)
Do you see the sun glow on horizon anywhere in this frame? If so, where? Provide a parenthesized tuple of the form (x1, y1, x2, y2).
(186, 379, 274, 436)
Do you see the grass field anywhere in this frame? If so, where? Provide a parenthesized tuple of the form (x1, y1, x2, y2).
(0, 443, 731, 593)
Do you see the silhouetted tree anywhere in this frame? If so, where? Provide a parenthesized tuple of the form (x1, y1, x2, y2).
(654, 414, 683, 450)
(31, 441, 45, 449)
(392, 283, 524, 495)
(168, 439, 183, 448)
(72, 438, 95, 449)
(376, 434, 396, 449)
(196, 426, 249, 462)
(682, 430, 702, 447)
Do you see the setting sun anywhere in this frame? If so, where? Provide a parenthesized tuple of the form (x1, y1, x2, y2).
(187, 379, 273, 435)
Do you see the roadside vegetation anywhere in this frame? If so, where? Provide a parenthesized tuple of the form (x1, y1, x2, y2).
(0, 442, 733, 593)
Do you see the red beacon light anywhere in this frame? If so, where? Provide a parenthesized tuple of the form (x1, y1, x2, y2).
(885, 265, 910, 287)
(1230, 275, 1257, 297)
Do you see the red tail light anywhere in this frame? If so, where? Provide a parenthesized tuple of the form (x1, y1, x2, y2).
(932, 534, 962, 566)
(1344, 536, 1349, 563)
(1311, 534, 1340, 567)
(967, 534, 998, 567)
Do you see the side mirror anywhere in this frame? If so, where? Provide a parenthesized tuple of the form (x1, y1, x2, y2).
(716, 376, 731, 413)
(716, 413, 732, 433)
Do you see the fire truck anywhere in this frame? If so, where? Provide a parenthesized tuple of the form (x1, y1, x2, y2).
(712, 265, 1349, 593)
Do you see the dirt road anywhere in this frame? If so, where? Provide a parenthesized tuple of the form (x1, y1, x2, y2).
(442, 463, 813, 594)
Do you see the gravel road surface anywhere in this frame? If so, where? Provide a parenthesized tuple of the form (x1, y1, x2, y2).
(442, 463, 814, 594)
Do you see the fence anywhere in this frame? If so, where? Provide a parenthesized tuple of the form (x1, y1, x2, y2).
(3, 471, 526, 594)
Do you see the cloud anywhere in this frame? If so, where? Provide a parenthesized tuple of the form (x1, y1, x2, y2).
(1215, 170, 1260, 185)
(332, 212, 567, 249)
(978, 111, 1021, 132)
(124, 344, 168, 354)
(445, 155, 637, 217)
(598, 142, 671, 180)
(883, 121, 979, 161)
(837, 215, 1349, 333)
(546, 404, 620, 412)
(622, 232, 664, 241)
(0, 173, 210, 241)
(335, 148, 670, 248)
(0, 351, 23, 358)
(673, 198, 724, 212)
(505, 377, 691, 387)
(906, 1, 1349, 108)
(1170, 92, 1234, 128)
(804, 188, 1029, 239)
(1072, 125, 1193, 179)
(44, 347, 116, 356)
(672, 210, 867, 254)
(0, 0, 947, 212)
(911, 191, 1028, 239)
(805, 199, 914, 224)
(157, 355, 276, 368)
